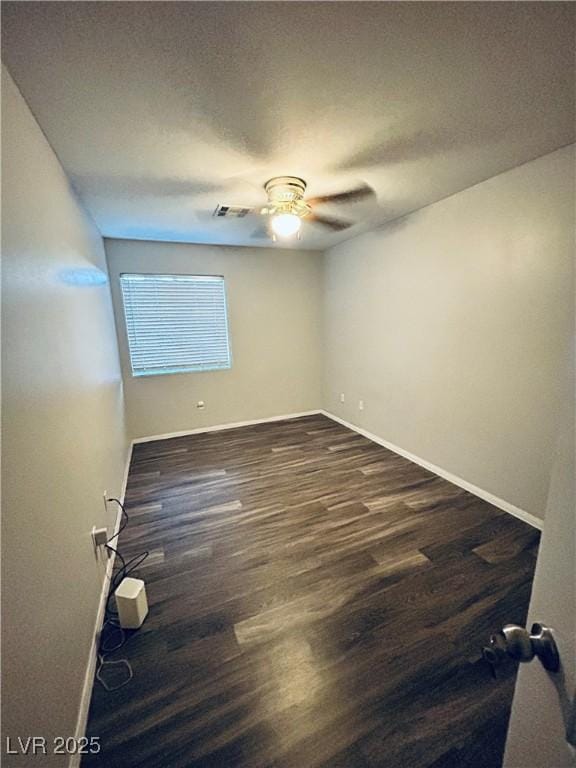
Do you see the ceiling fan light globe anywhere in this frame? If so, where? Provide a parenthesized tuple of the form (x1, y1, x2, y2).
(270, 213, 301, 238)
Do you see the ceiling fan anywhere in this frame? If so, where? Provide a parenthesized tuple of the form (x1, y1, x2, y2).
(214, 176, 374, 240)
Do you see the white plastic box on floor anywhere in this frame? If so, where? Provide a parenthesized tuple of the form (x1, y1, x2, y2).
(115, 577, 148, 629)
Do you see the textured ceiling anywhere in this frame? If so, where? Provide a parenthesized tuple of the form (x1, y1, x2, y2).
(2, 1, 575, 250)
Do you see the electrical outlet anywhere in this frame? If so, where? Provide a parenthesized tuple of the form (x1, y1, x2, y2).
(92, 526, 108, 548)
(339, 393, 345, 403)
(359, 399, 364, 411)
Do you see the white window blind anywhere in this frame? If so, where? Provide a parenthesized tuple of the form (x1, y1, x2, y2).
(120, 274, 231, 377)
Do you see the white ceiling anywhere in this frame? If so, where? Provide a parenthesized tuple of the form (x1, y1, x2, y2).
(2, 2, 574, 250)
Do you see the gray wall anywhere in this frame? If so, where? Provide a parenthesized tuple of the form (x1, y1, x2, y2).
(105, 239, 323, 439)
(322, 146, 574, 520)
(1, 68, 128, 764)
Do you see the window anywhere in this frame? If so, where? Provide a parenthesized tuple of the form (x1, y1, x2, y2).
(119, 273, 231, 377)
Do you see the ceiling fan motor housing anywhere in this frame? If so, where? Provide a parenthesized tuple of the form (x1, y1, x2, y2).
(263, 176, 311, 217)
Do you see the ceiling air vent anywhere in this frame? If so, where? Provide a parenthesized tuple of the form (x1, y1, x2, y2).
(213, 204, 251, 218)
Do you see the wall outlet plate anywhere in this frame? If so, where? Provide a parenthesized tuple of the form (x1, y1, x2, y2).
(92, 526, 108, 548)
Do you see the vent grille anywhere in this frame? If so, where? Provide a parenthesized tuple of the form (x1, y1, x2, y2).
(214, 205, 252, 218)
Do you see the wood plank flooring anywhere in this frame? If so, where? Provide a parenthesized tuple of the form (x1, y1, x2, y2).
(84, 414, 540, 768)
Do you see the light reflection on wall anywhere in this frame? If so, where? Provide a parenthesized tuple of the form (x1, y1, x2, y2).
(58, 267, 109, 286)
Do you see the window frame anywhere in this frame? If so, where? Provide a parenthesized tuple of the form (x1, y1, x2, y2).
(119, 272, 232, 378)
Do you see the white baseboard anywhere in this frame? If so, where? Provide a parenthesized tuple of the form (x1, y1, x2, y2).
(70, 442, 133, 768)
(132, 410, 322, 444)
(320, 410, 543, 531)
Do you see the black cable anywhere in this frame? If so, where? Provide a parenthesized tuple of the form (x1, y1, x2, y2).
(96, 498, 149, 690)
(103, 498, 149, 617)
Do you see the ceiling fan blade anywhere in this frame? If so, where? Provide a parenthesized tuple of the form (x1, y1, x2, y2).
(307, 184, 374, 206)
(307, 213, 353, 231)
(251, 222, 271, 239)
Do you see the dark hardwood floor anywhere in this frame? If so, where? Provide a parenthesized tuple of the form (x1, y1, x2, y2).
(84, 414, 540, 768)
